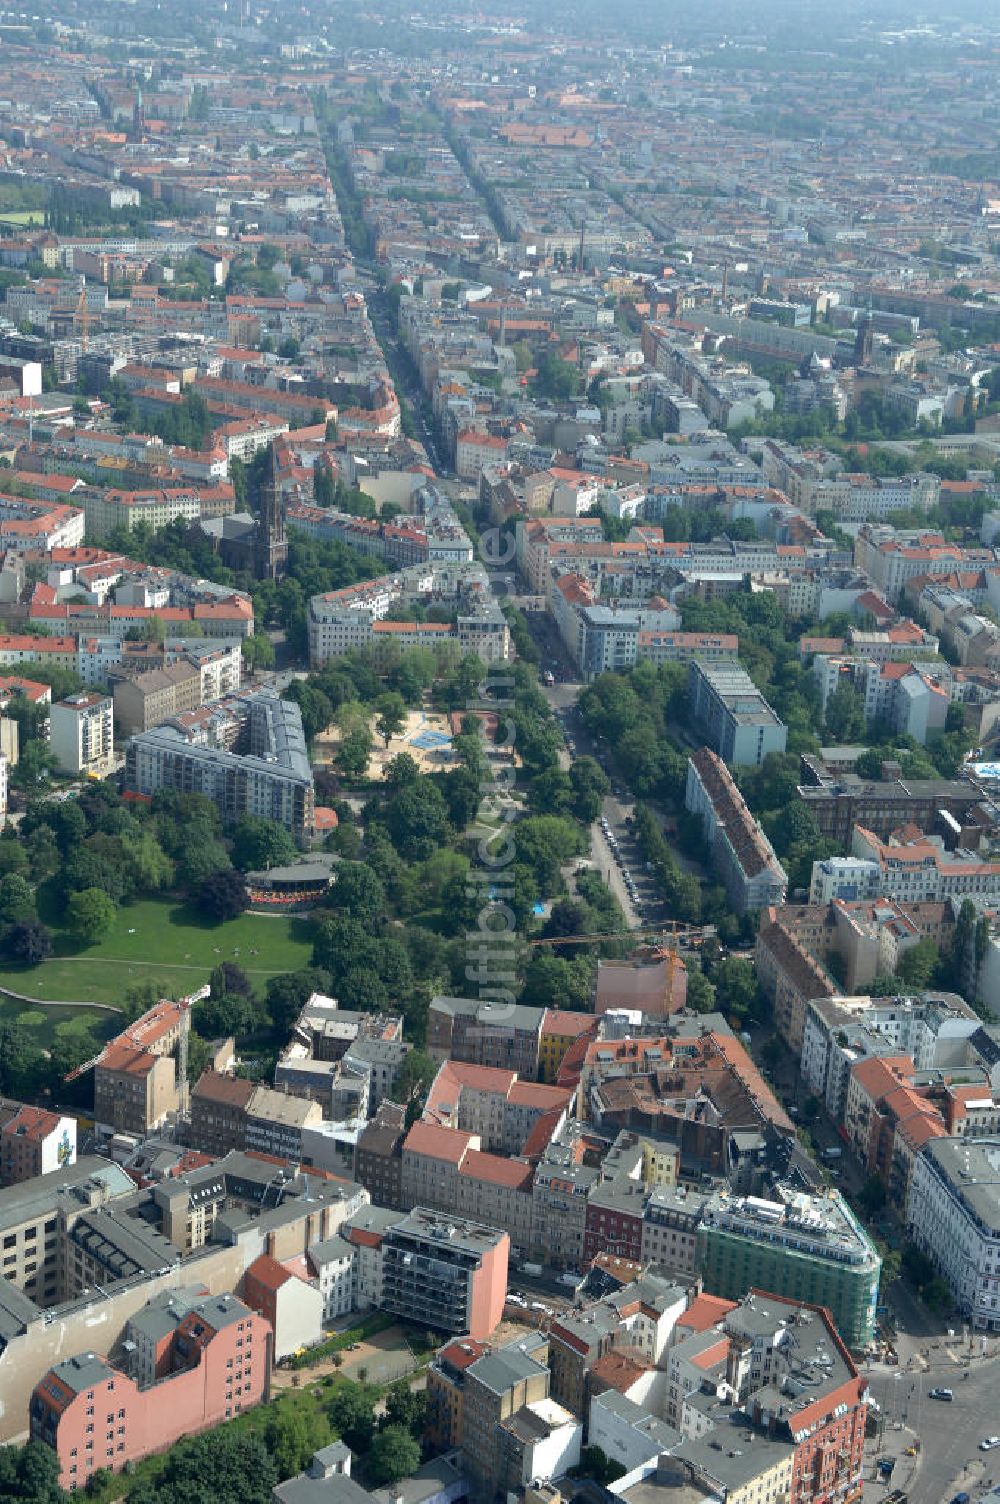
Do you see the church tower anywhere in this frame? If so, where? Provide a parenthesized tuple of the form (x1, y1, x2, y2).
(254, 446, 288, 580)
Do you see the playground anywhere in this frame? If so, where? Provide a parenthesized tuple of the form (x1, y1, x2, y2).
(316, 707, 457, 779)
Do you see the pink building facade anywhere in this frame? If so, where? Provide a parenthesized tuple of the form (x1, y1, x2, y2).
(30, 1294, 271, 1490)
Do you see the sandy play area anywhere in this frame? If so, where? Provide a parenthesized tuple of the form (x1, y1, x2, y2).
(314, 707, 458, 779)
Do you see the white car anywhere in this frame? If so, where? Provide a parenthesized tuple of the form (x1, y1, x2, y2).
(980, 1437, 1000, 1451)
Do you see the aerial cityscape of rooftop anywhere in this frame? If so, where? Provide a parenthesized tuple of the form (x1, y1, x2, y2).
(0, 1, 999, 1503)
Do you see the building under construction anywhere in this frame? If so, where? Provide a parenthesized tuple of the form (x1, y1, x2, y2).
(594, 945, 688, 1018)
(75, 998, 194, 1137)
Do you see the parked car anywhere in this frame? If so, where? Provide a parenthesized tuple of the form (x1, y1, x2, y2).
(980, 1437, 1000, 1451)
(929, 1387, 953, 1401)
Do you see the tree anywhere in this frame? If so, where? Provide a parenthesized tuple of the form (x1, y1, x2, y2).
(437, 766, 481, 828)
(327, 1384, 376, 1452)
(532, 350, 581, 401)
(10, 740, 56, 788)
(121, 830, 174, 894)
(569, 756, 610, 824)
(385, 752, 420, 787)
(176, 835, 232, 890)
(285, 682, 334, 742)
(198, 868, 249, 921)
(0, 1440, 65, 1504)
(396, 1049, 437, 1103)
(375, 691, 407, 747)
(3, 921, 52, 966)
(521, 951, 594, 1009)
(242, 632, 276, 674)
(528, 767, 573, 817)
(0, 874, 34, 923)
(196, 989, 265, 1040)
(210, 961, 252, 998)
(231, 815, 297, 872)
(128, 1429, 277, 1504)
(575, 1446, 626, 1487)
(824, 681, 866, 743)
(367, 1426, 420, 1486)
(514, 815, 584, 894)
(854, 747, 886, 780)
(339, 969, 389, 1011)
(896, 936, 940, 990)
(65, 887, 117, 944)
(858, 1175, 887, 1217)
(325, 862, 385, 926)
(0, 838, 28, 878)
(385, 779, 451, 861)
(383, 1379, 427, 1438)
(544, 898, 590, 943)
(686, 968, 716, 1014)
(712, 956, 758, 1022)
(338, 725, 373, 779)
(265, 1405, 326, 1480)
(266, 968, 333, 1036)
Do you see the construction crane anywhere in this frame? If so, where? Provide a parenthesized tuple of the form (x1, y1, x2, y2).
(73, 278, 90, 352)
(63, 985, 208, 1084)
(527, 923, 710, 949)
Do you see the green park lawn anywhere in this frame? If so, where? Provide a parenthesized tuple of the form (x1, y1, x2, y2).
(0, 897, 314, 1010)
(0, 211, 44, 226)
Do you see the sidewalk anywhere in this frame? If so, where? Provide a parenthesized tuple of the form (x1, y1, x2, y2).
(861, 1424, 920, 1504)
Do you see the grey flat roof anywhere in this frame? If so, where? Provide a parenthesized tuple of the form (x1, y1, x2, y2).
(676, 1428, 794, 1491)
(308, 1235, 353, 1268)
(467, 1340, 549, 1396)
(925, 1135, 1000, 1231)
(0, 1156, 135, 1234)
(274, 1470, 374, 1504)
(50, 1352, 117, 1395)
(72, 1207, 180, 1280)
(371, 1452, 464, 1504)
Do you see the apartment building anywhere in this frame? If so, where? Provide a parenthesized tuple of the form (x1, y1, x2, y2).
(696, 1187, 881, 1349)
(810, 826, 1000, 907)
(0, 1107, 76, 1186)
(425, 1336, 490, 1452)
(908, 1136, 1000, 1330)
(113, 661, 201, 735)
(466, 1336, 581, 1499)
(530, 1146, 597, 1269)
(641, 1185, 708, 1275)
(854, 525, 964, 598)
(0, 1153, 367, 1442)
(685, 748, 787, 914)
(244, 1086, 323, 1162)
(355, 1101, 407, 1210)
(797, 764, 980, 843)
(811, 653, 950, 745)
(49, 693, 114, 775)
(81, 488, 202, 541)
(241, 1254, 324, 1361)
(688, 661, 787, 768)
(537, 1011, 596, 1084)
(378, 1208, 508, 1340)
(307, 1236, 355, 1322)
(188, 1071, 254, 1158)
(844, 1056, 946, 1214)
(93, 1000, 190, 1137)
(125, 691, 314, 842)
(738, 1295, 868, 1504)
(426, 997, 543, 1076)
(423, 1060, 571, 1156)
(30, 1293, 271, 1489)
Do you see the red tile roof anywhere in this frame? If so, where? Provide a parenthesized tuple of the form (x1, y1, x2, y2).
(403, 1122, 473, 1164)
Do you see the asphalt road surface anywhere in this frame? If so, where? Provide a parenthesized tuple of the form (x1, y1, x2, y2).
(866, 1358, 1000, 1504)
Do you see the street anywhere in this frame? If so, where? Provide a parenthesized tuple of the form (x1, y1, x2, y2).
(865, 1357, 1000, 1504)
